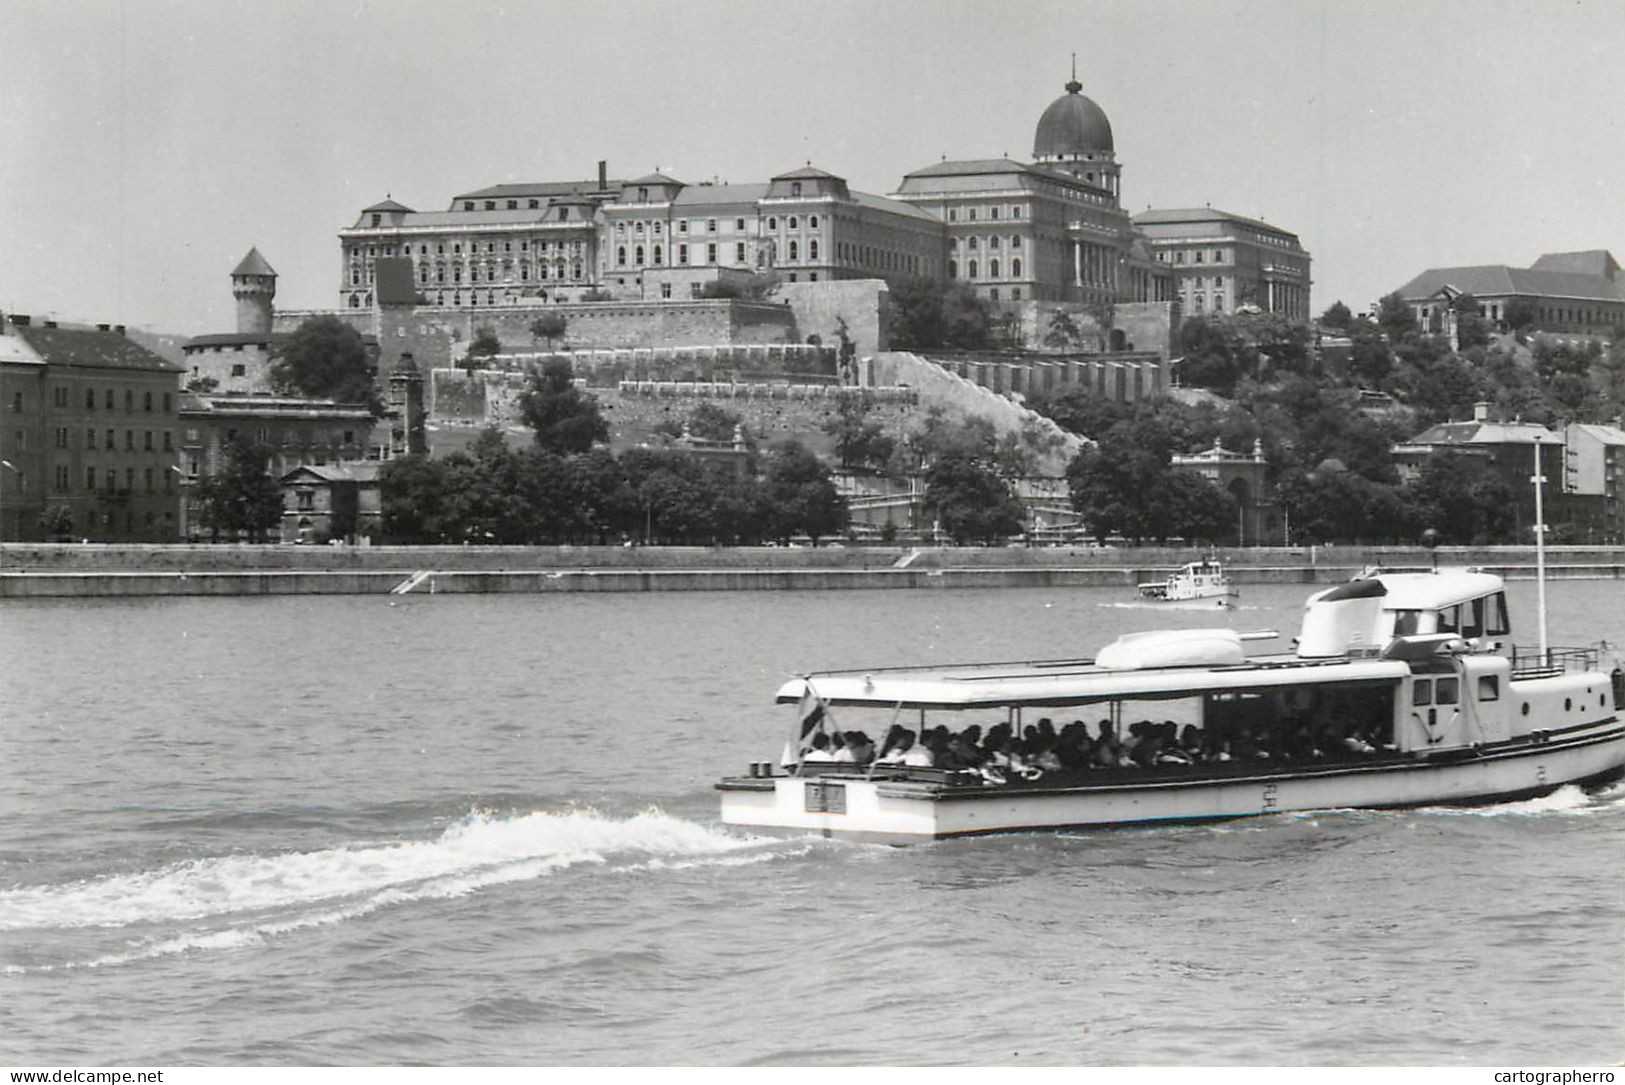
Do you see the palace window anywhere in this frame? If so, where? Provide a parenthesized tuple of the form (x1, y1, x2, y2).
(661, 283, 672, 298)
(968, 259, 978, 278)
(990, 207, 1000, 220)
(617, 246, 627, 266)
(990, 259, 1000, 278)
(635, 245, 645, 264)
(507, 200, 517, 210)
(768, 217, 777, 229)
(485, 201, 495, 211)
(789, 240, 798, 261)
(791, 182, 803, 197)
(736, 218, 745, 230)
(638, 187, 649, 201)
(707, 242, 717, 263)
(678, 244, 689, 265)
(809, 240, 819, 260)
(1012, 258, 1022, 277)
(968, 208, 977, 221)
(809, 215, 818, 228)
(464, 201, 474, 211)
(948, 209, 958, 221)
(653, 245, 663, 266)
(1011, 235, 1022, 248)
(708, 219, 717, 233)
(529, 199, 539, 209)
(968, 237, 978, 251)
(734, 242, 745, 263)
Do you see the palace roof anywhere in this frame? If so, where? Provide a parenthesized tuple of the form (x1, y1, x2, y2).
(1034, 79, 1114, 157)
(1394, 262, 1625, 303)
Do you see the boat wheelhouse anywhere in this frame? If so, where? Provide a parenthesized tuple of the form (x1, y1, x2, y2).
(717, 568, 1625, 843)
(1136, 558, 1238, 608)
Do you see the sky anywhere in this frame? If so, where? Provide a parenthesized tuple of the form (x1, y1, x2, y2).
(5, 0, 1625, 336)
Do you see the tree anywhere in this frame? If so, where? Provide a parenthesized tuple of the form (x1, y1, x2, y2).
(197, 434, 283, 542)
(462, 326, 502, 372)
(270, 315, 380, 412)
(887, 277, 991, 351)
(185, 375, 219, 394)
(1376, 292, 1419, 341)
(529, 313, 569, 350)
(822, 394, 895, 471)
(1406, 454, 1516, 545)
(517, 358, 609, 454)
(38, 504, 74, 541)
(1320, 300, 1353, 330)
(923, 450, 1025, 545)
(1043, 308, 1083, 350)
(1503, 296, 1539, 333)
(761, 440, 846, 545)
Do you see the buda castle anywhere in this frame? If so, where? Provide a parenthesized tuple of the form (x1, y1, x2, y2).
(335, 71, 1312, 323)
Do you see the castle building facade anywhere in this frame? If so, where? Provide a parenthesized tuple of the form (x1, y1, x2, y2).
(1132, 209, 1313, 320)
(330, 72, 1309, 320)
(1394, 250, 1625, 336)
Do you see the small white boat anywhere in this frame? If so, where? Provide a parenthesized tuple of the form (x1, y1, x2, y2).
(717, 568, 1625, 843)
(1136, 558, 1238, 608)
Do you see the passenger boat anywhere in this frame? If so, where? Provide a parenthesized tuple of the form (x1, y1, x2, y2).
(1136, 558, 1238, 608)
(717, 567, 1625, 843)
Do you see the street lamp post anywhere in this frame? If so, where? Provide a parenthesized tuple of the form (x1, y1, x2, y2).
(0, 458, 16, 545)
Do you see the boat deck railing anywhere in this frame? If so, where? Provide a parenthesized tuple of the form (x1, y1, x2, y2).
(1510, 644, 1602, 680)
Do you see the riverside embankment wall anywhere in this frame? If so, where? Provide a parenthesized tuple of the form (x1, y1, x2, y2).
(4, 544, 1625, 597)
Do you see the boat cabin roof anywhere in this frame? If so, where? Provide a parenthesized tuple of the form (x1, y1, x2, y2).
(1323, 570, 1505, 611)
(777, 654, 1412, 709)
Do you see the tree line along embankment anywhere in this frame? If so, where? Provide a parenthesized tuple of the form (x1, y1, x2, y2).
(3, 544, 1624, 597)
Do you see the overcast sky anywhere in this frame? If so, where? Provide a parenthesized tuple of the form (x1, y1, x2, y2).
(5, 0, 1623, 335)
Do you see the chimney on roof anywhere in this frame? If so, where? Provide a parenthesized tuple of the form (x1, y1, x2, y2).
(44, 319, 57, 329)
(114, 324, 126, 336)
(598, 160, 607, 190)
(1474, 401, 1491, 423)
(96, 323, 110, 332)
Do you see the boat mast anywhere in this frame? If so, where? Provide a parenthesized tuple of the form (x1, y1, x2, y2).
(1532, 436, 1549, 663)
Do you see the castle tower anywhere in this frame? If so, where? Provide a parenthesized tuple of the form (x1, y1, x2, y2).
(388, 352, 426, 456)
(231, 247, 278, 335)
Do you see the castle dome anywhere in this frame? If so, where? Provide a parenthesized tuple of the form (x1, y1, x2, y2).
(1033, 77, 1114, 159)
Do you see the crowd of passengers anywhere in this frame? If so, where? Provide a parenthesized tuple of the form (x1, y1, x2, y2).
(800, 714, 1394, 784)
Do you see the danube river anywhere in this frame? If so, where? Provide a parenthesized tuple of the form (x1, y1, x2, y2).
(2, 582, 1622, 1065)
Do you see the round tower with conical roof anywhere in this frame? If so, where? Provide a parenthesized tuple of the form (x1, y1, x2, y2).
(231, 247, 278, 336)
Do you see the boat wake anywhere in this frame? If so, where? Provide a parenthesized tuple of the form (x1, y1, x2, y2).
(0, 809, 781, 973)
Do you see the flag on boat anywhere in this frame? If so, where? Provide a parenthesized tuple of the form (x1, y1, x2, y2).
(783, 680, 840, 764)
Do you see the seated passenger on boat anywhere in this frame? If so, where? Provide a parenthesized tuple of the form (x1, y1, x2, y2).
(803, 732, 837, 762)
(836, 731, 876, 766)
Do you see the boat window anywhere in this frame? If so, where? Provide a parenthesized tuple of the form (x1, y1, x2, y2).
(1462, 598, 1485, 639)
(1437, 606, 1459, 634)
(1393, 610, 1421, 635)
(1478, 675, 1500, 701)
(1487, 592, 1510, 636)
(1413, 680, 1433, 707)
(1435, 677, 1459, 705)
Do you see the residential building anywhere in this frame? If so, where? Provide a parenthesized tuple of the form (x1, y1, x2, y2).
(178, 393, 376, 542)
(1559, 422, 1625, 543)
(0, 313, 184, 541)
(280, 461, 382, 543)
(1391, 403, 1565, 541)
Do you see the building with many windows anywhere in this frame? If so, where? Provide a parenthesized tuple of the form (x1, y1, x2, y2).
(1393, 250, 1625, 337)
(1132, 209, 1313, 320)
(330, 71, 1308, 319)
(0, 313, 184, 541)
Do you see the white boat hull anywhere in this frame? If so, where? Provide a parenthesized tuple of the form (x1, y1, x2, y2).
(719, 721, 1625, 843)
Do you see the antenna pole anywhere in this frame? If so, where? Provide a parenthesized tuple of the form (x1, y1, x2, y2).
(1532, 437, 1549, 663)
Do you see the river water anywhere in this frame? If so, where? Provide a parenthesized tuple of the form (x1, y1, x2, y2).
(2, 580, 1623, 1065)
